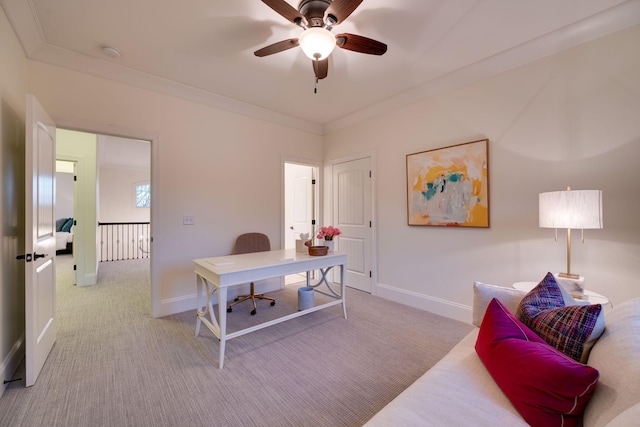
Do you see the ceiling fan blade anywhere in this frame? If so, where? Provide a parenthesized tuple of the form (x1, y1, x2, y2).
(336, 33, 387, 55)
(261, 0, 307, 26)
(313, 58, 329, 80)
(254, 38, 299, 57)
(325, 0, 364, 25)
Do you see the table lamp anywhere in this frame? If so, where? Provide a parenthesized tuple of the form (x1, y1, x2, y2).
(538, 187, 603, 279)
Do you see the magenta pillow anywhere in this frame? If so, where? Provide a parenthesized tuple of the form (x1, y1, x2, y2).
(476, 298, 599, 427)
(516, 272, 603, 362)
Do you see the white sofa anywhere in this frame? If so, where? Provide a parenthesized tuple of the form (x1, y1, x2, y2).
(365, 284, 640, 426)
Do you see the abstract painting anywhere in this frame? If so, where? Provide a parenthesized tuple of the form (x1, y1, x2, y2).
(406, 139, 489, 227)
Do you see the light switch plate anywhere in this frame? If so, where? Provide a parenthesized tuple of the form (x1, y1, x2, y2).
(183, 215, 195, 225)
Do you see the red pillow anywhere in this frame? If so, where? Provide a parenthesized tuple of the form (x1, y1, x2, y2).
(476, 298, 599, 427)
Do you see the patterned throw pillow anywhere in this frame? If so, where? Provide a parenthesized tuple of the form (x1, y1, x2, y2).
(516, 272, 604, 362)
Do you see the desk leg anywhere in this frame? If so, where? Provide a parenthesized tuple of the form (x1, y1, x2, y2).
(218, 287, 228, 369)
(341, 263, 347, 319)
(195, 274, 203, 336)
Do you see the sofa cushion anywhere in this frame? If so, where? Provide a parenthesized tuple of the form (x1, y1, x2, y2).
(606, 403, 640, 427)
(364, 329, 528, 426)
(476, 298, 599, 427)
(584, 298, 640, 426)
(516, 272, 604, 362)
(472, 281, 527, 327)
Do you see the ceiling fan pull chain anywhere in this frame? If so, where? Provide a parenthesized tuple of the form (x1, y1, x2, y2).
(314, 77, 318, 94)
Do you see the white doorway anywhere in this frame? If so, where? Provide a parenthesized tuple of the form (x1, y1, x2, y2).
(55, 129, 151, 300)
(283, 161, 319, 285)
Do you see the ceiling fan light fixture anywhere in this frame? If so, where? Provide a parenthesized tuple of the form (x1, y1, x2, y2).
(298, 27, 336, 61)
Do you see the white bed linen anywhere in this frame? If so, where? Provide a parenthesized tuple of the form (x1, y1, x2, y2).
(56, 231, 73, 251)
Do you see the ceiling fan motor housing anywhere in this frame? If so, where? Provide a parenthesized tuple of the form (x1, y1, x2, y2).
(256, 0, 386, 80)
(298, 0, 332, 27)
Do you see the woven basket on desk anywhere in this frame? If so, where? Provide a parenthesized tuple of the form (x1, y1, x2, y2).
(308, 245, 328, 256)
(304, 240, 328, 256)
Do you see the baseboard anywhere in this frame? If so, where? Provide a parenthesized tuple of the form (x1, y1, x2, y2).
(1, 333, 25, 399)
(76, 273, 97, 287)
(374, 282, 472, 324)
(157, 278, 282, 317)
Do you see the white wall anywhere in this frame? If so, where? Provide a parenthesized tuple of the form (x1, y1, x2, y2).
(324, 25, 640, 321)
(55, 171, 74, 219)
(97, 135, 150, 222)
(27, 61, 324, 316)
(0, 6, 27, 398)
(99, 165, 150, 222)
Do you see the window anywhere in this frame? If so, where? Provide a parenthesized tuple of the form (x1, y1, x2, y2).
(135, 183, 150, 208)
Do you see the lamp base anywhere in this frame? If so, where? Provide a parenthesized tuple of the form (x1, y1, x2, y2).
(558, 272, 580, 280)
(554, 273, 585, 299)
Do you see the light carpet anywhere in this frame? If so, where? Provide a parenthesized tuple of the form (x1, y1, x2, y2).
(0, 255, 473, 426)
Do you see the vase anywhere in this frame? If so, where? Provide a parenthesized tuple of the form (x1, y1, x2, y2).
(324, 239, 334, 252)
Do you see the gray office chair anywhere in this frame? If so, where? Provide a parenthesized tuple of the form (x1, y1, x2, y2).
(226, 232, 276, 315)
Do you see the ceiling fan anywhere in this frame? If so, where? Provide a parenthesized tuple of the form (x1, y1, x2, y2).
(254, 0, 387, 80)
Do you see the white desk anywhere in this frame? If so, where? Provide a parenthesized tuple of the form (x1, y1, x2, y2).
(194, 249, 348, 368)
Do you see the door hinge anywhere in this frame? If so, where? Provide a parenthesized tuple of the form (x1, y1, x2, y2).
(369, 221, 372, 228)
(369, 271, 372, 278)
(74, 175, 77, 181)
(369, 170, 372, 178)
(73, 265, 77, 271)
(312, 179, 316, 185)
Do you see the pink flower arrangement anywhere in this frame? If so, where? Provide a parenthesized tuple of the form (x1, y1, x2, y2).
(316, 226, 341, 241)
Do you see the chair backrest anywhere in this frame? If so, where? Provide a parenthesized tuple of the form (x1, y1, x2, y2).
(232, 232, 271, 255)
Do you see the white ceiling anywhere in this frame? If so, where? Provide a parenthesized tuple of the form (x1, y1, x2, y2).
(2, 0, 640, 135)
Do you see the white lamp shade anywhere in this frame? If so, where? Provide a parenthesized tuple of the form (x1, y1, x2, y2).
(539, 190, 603, 229)
(298, 27, 336, 61)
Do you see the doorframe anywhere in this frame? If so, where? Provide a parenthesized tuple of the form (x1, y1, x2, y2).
(326, 151, 377, 294)
(54, 140, 95, 287)
(53, 119, 161, 317)
(53, 159, 78, 285)
(281, 156, 321, 284)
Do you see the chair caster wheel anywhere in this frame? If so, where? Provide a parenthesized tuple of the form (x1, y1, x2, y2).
(270, 301, 276, 306)
(251, 309, 257, 315)
(234, 297, 239, 302)
(227, 307, 232, 313)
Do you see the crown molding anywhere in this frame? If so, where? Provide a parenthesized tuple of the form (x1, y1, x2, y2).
(3, 0, 639, 137)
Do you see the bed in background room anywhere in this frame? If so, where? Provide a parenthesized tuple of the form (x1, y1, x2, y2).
(56, 217, 74, 254)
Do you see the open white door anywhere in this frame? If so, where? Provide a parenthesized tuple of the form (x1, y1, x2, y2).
(23, 95, 57, 387)
(284, 163, 315, 248)
(284, 162, 317, 285)
(332, 157, 373, 292)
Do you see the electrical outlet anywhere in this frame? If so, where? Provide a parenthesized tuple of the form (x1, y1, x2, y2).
(183, 215, 195, 225)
